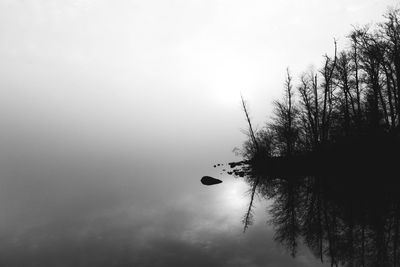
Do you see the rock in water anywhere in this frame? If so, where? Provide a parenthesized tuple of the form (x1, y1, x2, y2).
(201, 176, 222, 186)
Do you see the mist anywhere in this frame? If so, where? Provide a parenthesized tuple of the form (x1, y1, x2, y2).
(0, 0, 397, 266)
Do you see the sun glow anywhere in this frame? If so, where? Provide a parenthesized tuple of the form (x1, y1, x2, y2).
(217, 178, 250, 215)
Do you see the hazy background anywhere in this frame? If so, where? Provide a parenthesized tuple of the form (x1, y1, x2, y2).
(0, 0, 397, 266)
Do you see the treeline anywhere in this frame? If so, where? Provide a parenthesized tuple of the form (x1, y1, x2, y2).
(245, 8, 400, 159)
(230, 7, 400, 267)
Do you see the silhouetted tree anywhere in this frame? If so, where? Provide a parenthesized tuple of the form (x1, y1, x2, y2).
(225, 7, 400, 267)
(269, 69, 301, 156)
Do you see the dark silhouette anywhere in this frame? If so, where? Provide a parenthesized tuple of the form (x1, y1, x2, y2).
(215, 7, 400, 267)
(201, 176, 223, 185)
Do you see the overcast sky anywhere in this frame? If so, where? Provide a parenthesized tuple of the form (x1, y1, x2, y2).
(0, 0, 398, 266)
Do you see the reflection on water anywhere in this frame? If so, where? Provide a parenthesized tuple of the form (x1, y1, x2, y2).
(226, 139, 400, 267)
(225, 13, 400, 263)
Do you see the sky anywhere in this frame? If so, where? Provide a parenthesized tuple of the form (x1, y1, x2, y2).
(0, 0, 398, 266)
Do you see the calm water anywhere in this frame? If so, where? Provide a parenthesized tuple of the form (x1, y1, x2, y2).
(228, 141, 400, 267)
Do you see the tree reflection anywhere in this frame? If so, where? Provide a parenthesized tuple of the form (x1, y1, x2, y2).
(228, 143, 399, 266)
(223, 8, 400, 266)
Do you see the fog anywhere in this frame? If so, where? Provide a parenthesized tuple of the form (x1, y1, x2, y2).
(0, 0, 397, 266)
